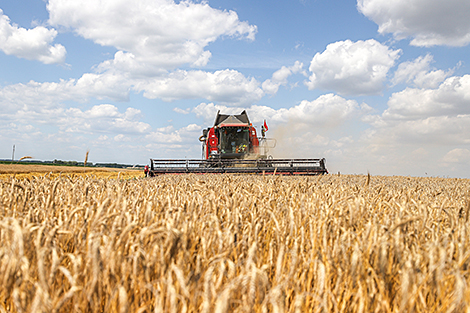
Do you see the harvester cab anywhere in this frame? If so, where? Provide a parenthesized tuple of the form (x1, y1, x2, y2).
(199, 110, 260, 159)
(147, 110, 328, 176)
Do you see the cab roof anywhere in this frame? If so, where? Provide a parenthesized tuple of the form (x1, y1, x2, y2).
(214, 110, 250, 127)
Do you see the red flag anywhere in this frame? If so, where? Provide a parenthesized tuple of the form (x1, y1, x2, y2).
(263, 120, 268, 131)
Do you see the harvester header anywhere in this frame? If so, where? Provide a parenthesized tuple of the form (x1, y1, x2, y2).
(145, 111, 328, 176)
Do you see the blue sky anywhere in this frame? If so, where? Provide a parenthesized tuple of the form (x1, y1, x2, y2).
(1, 0, 470, 177)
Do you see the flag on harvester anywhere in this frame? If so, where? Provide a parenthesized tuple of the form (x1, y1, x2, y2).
(263, 120, 268, 131)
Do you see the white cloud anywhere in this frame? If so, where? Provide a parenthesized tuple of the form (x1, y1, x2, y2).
(75, 72, 131, 101)
(1, 102, 151, 136)
(47, 0, 256, 69)
(0, 9, 66, 64)
(370, 115, 470, 146)
(262, 61, 305, 94)
(0, 75, 130, 115)
(135, 69, 264, 105)
(114, 134, 130, 142)
(145, 123, 201, 144)
(382, 75, 470, 120)
(332, 72, 470, 177)
(0, 67, 266, 114)
(442, 148, 470, 164)
(60, 105, 151, 134)
(255, 94, 362, 128)
(392, 54, 454, 88)
(0, 1, 275, 110)
(358, 74, 470, 175)
(85, 104, 120, 118)
(173, 107, 190, 114)
(193, 102, 242, 125)
(358, 0, 470, 47)
(194, 94, 363, 128)
(306, 39, 401, 95)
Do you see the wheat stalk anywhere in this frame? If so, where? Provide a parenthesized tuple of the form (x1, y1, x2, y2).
(84, 150, 89, 167)
(18, 156, 33, 161)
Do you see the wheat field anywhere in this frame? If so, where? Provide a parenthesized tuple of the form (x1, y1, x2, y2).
(1, 173, 470, 312)
(0, 164, 143, 180)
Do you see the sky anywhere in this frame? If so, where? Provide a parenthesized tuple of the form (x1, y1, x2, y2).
(1, 0, 470, 177)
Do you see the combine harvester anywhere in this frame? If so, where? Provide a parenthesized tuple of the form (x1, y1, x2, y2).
(145, 111, 328, 176)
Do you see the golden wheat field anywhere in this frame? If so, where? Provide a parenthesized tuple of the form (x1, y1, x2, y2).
(1, 172, 470, 312)
(0, 164, 143, 180)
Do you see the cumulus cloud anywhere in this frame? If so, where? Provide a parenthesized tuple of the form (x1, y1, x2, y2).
(193, 103, 245, 125)
(145, 126, 183, 144)
(256, 94, 363, 128)
(306, 39, 401, 95)
(262, 61, 305, 95)
(369, 115, 470, 146)
(145, 124, 201, 144)
(0, 98, 150, 140)
(0, 9, 66, 64)
(194, 94, 368, 130)
(342, 72, 470, 177)
(0, 74, 130, 115)
(358, 0, 470, 47)
(392, 54, 454, 88)
(0, 67, 266, 113)
(47, 0, 256, 69)
(55, 104, 152, 134)
(442, 148, 470, 164)
(0, 1, 267, 109)
(361, 74, 470, 167)
(135, 69, 264, 105)
(173, 107, 190, 114)
(75, 72, 131, 101)
(382, 75, 470, 120)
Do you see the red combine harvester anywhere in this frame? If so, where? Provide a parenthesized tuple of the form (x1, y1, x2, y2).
(145, 110, 327, 176)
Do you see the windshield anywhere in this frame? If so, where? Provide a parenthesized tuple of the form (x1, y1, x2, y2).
(219, 127, 249, 154)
